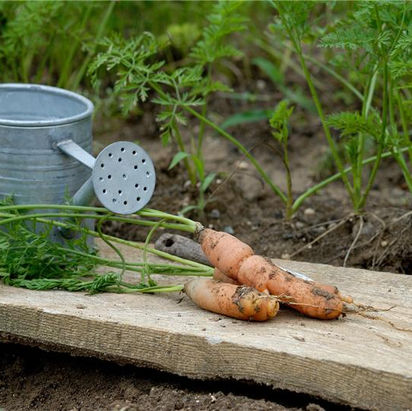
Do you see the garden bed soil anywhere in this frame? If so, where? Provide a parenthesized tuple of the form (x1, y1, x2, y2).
(2, 78, 411, 410)
(1, 342, 353, 411)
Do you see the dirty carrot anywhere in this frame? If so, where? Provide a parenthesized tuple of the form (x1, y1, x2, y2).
(198, 228, 350, 320)
(237, 255, 343, 320)
(184, 278, 279, 321)
(198, 228, 253, 279)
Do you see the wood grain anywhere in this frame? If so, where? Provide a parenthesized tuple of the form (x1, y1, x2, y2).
(1, 240, 411, 410)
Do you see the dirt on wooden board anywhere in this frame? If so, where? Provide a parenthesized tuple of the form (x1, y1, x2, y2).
(1, 73, 411, 410)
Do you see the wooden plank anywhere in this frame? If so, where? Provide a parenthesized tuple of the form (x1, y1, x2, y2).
(0, 240, 411, 410)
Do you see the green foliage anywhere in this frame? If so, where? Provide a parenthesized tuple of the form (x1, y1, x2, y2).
(221, 56, 314, 129)
(0, 1, 115, 89)
(0, 201, 211, 293)
(169, 152, 190, 171)
(270, 100, 294, 143)
(90, 0, 247, 218)
(164, 23, 201, 51)
(221, 108, 274, 129)
(190, 1, 247, 65)
(0, 1, 212, 90)
(326, 112, 382, 141)
(269, 0, 412, 211)
(321, 2, 410, 54)
(268, 100, 294, 217)
(0, 205, 109, 292)
(253, 57, 315, 112)
(90, 32, 165, 115)
(270, 0, 316, 43)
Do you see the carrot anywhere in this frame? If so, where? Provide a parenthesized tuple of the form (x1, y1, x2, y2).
(198, 229, 253, 279)
(237, 255, 343, 320)
(199, 228, 350, 320)
(184, 278, 279, 321)
(213, 267, 239, 285)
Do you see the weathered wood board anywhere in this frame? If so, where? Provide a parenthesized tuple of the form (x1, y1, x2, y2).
(0, 241, 411, 410)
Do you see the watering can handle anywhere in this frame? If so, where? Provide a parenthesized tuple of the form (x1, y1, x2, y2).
(57, 139, 95, 169)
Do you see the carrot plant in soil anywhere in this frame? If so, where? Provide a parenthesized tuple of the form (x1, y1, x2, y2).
(0, 1, 211, 90)
(236, 1, 412, 217)
(90, 0, 411, 221)
(0, 1, 116, 89)
(89, 1, 289, 218)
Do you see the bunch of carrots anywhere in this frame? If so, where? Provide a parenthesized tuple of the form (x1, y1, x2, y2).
(185, 228, 353, 321)
(0, 201, 353, 322)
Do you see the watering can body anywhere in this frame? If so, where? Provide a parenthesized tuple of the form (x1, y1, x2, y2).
(0, 84, 95, 243)
(0, 84, 93, 206)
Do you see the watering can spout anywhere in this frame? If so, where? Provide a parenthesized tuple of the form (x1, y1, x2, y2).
(71, 177, 95, 207)
(56, 139, 156, 214)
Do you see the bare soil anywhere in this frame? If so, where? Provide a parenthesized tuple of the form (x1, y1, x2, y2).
(0, 343, 353, 411)
(1, 76, 410, 410)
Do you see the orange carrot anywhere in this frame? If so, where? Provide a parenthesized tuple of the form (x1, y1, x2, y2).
(198, 229, 253, 279)
(199, 228, 350, 320)
(213, 267, 239, 285)
(184, 278, 279, 321)
(237, 255, 343, 320)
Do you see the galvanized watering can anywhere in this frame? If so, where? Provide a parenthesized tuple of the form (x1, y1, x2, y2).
(0, 84, 156, 239)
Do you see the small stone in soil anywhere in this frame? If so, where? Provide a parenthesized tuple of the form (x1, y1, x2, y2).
(235, 173, 263, 201)
(295, 221, 305, 229)
(311, 226, 326, 235)
(352, 220, 376, 239)
(209, 209, 220, 219)
(304, 208, 315, 216)
(223, 225, 234, 235)
(274, 210, 283, 219)
(256, 79, 266, 90)
(236, 160, 249, 170)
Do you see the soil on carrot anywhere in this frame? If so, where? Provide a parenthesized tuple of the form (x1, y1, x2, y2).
(0, 342, 354, 411)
